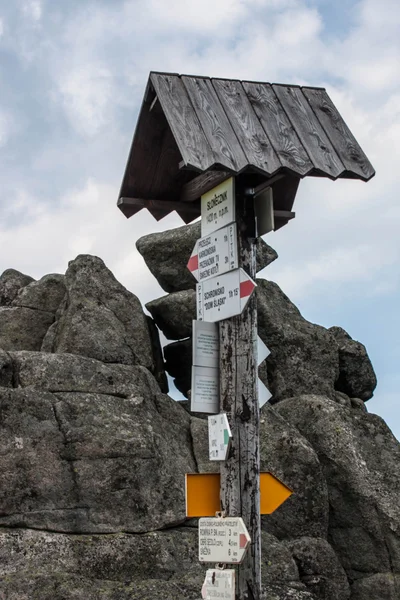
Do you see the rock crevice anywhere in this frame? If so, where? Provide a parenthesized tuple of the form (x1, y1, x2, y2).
(0, 228, 396, 600)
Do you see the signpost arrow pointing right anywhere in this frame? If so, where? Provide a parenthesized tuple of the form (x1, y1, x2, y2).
(197, 268, 256, 323)
(199, 517, 251, 564)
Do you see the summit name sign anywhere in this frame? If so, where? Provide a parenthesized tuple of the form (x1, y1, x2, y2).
(201, 178, 235, 236)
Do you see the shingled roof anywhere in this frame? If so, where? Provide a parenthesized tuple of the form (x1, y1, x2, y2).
(118, 72, 374, 224)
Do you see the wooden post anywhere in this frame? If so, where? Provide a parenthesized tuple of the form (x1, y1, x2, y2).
(219, 185, 261, 600)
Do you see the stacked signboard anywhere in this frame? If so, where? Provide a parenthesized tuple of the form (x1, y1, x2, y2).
(186, 178, 284, 599)
(188, 178, 272, 415)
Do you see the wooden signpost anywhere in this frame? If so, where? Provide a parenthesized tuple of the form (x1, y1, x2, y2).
(119, 70, 375, 600)
(190, 178, 281, 599)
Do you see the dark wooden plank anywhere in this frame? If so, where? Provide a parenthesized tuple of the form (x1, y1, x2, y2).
(271, 173, 301, 212)
(118, 82, 167, 201)
(272, 85, 345, 179)
(180, 170, 231, 203)
(302, 87, 375, 181)
(274, 210, 295, 220)
(147, 119, 192, 200)
(212, 78, 281, 176)
(119, 197, 199, 214)
(243, 81, 313, 176)
(150, 73, 214, 171)
(182, 76, 247, 172)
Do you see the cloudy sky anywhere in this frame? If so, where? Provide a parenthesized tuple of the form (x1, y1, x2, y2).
(0, 0, 399, 439)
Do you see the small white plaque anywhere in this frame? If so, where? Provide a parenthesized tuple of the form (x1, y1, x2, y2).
(199, 517, 251, 564)
(201, 569, 235, 600)
(191, 365, 219, 414)
(208, 413, 232, 461)
(201, 178, 235, 236)
(196, 268, 256, 323)
(193, 320, 219, 369)
(255, 187, 274, 236)
(187, 223, 238, 283)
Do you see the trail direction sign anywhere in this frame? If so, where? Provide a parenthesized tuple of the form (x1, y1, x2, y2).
(197, 269, 256, 323)
(257, 336, 270, 364)
(201, 178, 235, 236)
(208, 413, 232, 461)
(185, 473, 293, 517)
(201, 569, 235, 600)
(199, 517, 251, 564)
(258, 378, 272, 408)
(187, 223, 238, 283)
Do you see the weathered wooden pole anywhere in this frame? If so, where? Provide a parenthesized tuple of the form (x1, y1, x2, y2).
(219, 185, 261, 600)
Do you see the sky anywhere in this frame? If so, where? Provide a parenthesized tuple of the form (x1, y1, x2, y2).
(0, 0, 399, 440)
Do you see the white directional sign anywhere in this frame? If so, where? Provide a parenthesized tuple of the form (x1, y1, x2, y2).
(187, 223, 238, 283)
(201, 569, 235, 600)
(257, 337, 272, 407)
(191, 365, 219, 414)
(258, 378, 272, 408)
(201, 178, 235, 236)
(257, 336, 271, 365)
(193, 320, 219, 369)
(208, 413, 232, 461)
(197, 269, 256, 323)
(199, 517, 251, 564)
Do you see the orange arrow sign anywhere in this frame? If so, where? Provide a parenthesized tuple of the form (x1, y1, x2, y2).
(185, 472, 293, 518)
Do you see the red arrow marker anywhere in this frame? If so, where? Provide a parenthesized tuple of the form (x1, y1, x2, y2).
(240, 279, 255, 298)
(239, 269, 256, 313)
(187, 254, 198, 276)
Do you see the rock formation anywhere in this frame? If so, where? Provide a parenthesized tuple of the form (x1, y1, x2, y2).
(0, 224, 398, 600)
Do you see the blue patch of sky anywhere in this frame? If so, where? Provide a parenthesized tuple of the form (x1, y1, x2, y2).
(296, 288, 400, 438)
(307, 0, 359, 41)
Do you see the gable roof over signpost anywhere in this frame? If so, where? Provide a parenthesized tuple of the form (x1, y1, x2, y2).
(118, 71, 374, 227)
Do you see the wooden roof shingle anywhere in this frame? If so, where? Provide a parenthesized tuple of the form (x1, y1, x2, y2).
(118, 72, 374, 224)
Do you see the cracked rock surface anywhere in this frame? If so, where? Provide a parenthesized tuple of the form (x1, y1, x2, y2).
(0, 246, 397, 600)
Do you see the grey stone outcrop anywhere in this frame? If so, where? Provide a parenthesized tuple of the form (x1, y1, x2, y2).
(0, 268, 35, 305)
(0, 352, 195, 533)
(136, 221, 278, 293)
(12, 273, 66, 313)
(146, 289, 196, 340)
(329, 326, 377, 400)
(42, 255, 155, 372)
(276, 395, 400, 581)
(0, 227, 397, 599)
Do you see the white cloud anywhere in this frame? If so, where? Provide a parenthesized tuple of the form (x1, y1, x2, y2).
(56, 64, 114, 137)
(0, 179, 184, 306)
(22, 0, 42, 22)
(1, 0, 400, 434)
(0, 110, 12, 147)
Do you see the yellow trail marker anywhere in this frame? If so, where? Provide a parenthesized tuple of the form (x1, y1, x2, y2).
(185, 472, 292, 518)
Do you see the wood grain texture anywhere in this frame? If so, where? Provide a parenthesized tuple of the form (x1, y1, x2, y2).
(213, 78, 281, 176)
(150, 72, 214, 171)
(118, 83, 166, 200)
(182, 76, 247, 172)
(180, 170, 231, 203)
(302, 87, 375, 181)
(272, 84, 345, 179)
(243, 81, 313, 176)
(220, 192, 261, 600)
